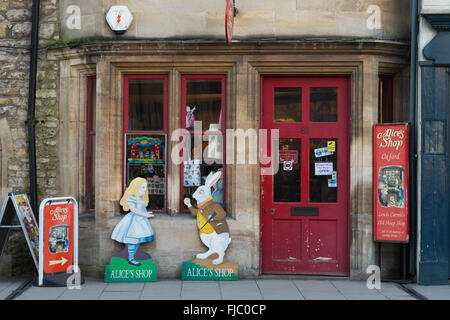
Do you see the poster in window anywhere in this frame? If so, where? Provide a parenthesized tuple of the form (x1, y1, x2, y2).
(125, 134, 167, 211)
(373, 123, 409, 243)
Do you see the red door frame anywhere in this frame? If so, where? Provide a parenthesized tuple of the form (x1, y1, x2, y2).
(179, 74, 227, 213)
(122, 74, 169, 212)
(260, 76, 351, 275)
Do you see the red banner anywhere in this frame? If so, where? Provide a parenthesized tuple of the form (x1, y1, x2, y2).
(373, 124, 409, 242)
(43, 203, 74, 273)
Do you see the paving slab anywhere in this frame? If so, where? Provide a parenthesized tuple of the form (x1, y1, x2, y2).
(220, 280, 263, 300)
(15, 285, 67, 300)
(406, 284, 450, 300)
(256, 279, 305, 300)
(0, 278, 27, 300)
(104, 282, 145, 292)
(58, 288, 104, 300)
(330, 280, 388, 300)
(181, 281, 222, 300)
(293, 280, 346, 300)
(376, 283, 417, 300)
(141, 280, 182, 300)
(100, 291, 142, 300)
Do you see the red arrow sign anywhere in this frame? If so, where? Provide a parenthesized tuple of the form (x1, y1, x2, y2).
(43, 203, 74, 273)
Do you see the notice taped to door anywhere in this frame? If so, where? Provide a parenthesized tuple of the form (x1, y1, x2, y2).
(315, 162, 333, 176)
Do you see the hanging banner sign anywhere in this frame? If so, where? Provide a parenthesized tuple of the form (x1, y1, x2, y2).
(39, 197, 80, 286)
(0, 193, 39, 269)
(225, 0, 235, 44)
(373, 123, 409, 243)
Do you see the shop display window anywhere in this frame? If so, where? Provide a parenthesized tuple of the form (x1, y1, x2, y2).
(180, 75, 226, 212)
(123, 75, 168, 212)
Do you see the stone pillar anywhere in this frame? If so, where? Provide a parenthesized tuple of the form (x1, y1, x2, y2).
(350, 56, 379, 279)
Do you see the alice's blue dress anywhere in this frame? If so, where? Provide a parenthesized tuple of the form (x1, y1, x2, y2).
(111, 195, 154, 244)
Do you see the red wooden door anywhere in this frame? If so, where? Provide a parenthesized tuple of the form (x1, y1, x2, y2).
(260, 77, 350, 275)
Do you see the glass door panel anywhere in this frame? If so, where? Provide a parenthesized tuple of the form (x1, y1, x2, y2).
(274, 138, 301, 203)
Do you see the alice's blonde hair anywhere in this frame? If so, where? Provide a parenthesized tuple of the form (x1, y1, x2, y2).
(120, 177, 149, 211)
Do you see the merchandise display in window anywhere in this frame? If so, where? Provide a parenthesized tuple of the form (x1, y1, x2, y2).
(181, 77, 226, 212)
(125, 134, 166, 211)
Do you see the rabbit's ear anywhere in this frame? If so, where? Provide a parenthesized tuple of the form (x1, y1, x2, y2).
(205, 171, 222, 188)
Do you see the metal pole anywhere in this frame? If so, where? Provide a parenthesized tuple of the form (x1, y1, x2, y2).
(408, 0, 419, 279)
(26, 0, 40, 216)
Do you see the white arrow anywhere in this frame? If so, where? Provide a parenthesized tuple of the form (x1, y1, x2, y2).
(49, 257, 68, 266)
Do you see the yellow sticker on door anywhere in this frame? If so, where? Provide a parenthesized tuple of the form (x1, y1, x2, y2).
(327, 141, 336, 152)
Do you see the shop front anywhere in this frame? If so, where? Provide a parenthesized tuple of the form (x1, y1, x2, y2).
(0, 0, 410, 280)
(51, 39, 410, 279)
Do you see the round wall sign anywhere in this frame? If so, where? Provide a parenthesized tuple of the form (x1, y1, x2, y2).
(225, 0, 235, 44)
(106, 6, 133, 34)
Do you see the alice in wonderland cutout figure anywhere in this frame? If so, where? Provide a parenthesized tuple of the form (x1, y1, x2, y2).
(182, 171, 237, 280)
(112, 177, 154, 266)
(105, 177, 158, 282)
(184, 171, 230, 265)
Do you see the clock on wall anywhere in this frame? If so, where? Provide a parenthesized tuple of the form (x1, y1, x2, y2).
(106, 6, 133, 34)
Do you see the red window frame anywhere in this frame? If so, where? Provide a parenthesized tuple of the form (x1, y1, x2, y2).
(180, 74, 227, 213)
(86, 75, 96, 212)
(123, 74, 169, 213)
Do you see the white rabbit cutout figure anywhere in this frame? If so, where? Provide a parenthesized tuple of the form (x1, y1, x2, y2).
(184, 171, 231, 265)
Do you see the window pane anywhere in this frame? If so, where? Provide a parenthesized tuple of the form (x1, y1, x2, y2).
(186, 80, 222, 132)
(183, 135, 225, 209)
(310, 139, 338, 203)
(125, 134, 166, 211)
(183, 164, 224, 209)
(274, 138, 301, 203)
(88, 135, 95, 210)
(89, 78, 96, 131)
(378, 77, 393, 123)
(274, 88, 302, 123)
(310, 87, 338, 122)
(424, 120, 445, 154)
(128, 79, 164, 131)
(184, 134, 223, 164)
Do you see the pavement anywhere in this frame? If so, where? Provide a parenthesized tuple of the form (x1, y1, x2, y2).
(0, 277, 27, 300)
(1, 276, 448, 300)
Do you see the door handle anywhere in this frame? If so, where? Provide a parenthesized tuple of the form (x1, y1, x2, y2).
(264, 208, 267, 214)
(270, 208, 275, 215)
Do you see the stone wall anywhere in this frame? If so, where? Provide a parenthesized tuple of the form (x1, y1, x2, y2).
(35, 0, 59, 201)
(58, 0, 411, 42)
(0, 0, 60, 276)
(0, 0, 33, 276)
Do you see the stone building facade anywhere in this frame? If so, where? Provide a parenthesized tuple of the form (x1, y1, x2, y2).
(0, 0, 59, 276)
(1, 0, 414, 280)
